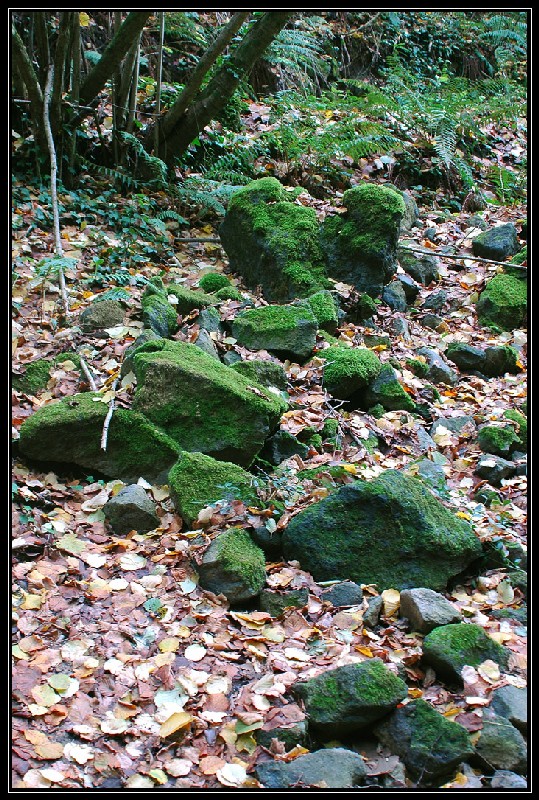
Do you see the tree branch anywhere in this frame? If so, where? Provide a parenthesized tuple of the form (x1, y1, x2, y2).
(399, 244, 526, 270)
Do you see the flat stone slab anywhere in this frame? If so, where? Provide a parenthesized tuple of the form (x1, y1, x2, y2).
(256, 748, 366, 789)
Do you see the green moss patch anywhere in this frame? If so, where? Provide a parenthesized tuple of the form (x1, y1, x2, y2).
(166, 284, 216, 315)
(198, 527, 266, 603)
(322, 346, 381, 399)
(361, 363, 416, 413)
(305, 290, 339, 333)
(141, 293, 178, 337)
(504, 409, 527, 449)
(476, 274, 527, 331)
(231, 360, 288, 391)
(477, 425, 521, 457)
(231, 304, 318, 361)
(198, 272, 231, 293)
(422, 623, 509, 685)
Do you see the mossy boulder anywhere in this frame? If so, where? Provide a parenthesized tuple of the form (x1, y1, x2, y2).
(231, 360, 288, 391)
(132, 340, 287, 467)
(282, 470, 481, 591)
(214, 285, 244, 301)
(18, 392, 181, 484)
(13, 359, 55, 394)
(476, 274, 527, 331)
(260, 430, 309, 465)
(446, 343, 519, 377)
(231, 304, 318, 361)
(504, 409, 527, 449)
(320, 184, 405, 297)
(79, 299, 125, 332)
(293, 659, 407, 738)
(198, 272, 231, 293)
(219, 178, 328, 302)
(321, 346, 381, 399)
(471, 223, 520, 261)
(141, 293, 178, 337)
(374, 699, 474, 785)
(477, 425, 521, 457)
(121, 330, 162, 376)
(422, 623, 509, 685)
(361, 364, 416, 413)
(197, 527, 266, 604)
(304, 290, 340, 333)
(259, 588, 309, 617)
(166, 284, 216, 315)
(168, 452, 258, 526)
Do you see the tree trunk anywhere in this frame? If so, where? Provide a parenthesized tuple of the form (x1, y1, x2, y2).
(77, 11, 151, 109)
(159, 11, 292, 164)
(51, 11, 75, 138)
(153, 11, 165, 155)
(11, 24, 47, 154)
(34, 12, 50, 89)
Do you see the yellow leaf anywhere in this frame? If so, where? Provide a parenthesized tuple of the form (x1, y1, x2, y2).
(343, 464, 357, 474)
(408, 688, 423, 698)
(456, 511, 471, 521)
(354, 646, 374, 657)
(158, 637, 180, 653)
(22, 594, 43, 610)
(381, 588, 400, 617)
(79, 12, 90, 26)
(159, 711, 194, 738)
(149, 769, 168, 785)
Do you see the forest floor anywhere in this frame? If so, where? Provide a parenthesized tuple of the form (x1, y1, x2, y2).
(11, 105, 527, 790)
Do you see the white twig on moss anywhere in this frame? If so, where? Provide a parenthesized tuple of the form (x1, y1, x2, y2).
(100, 379, 119, 452)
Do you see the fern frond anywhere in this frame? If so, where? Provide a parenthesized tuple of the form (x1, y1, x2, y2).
(157, 209, 189, 225)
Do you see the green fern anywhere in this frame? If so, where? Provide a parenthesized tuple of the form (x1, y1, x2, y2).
(157, 209, 189, 226)
(119, 132, 168, 185)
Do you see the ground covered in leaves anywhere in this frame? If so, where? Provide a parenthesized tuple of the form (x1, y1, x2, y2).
(12, 126, 527, 789)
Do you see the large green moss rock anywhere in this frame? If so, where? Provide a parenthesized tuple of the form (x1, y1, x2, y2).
(13, 359, 55, 394)
(504, 409, 527, 449)
(281, 470, 481, 590)
(231, 304, 318, 361)
(231, 360, 288, 391)
(422, 623, 509, 685)
(476, 274, 527, 331)
(374, 699, 474, 785)
(132, 340, 286, 467)
(18, 392, 181, 484)
(168, 452, 258, 526)
(219, 178, 328, 302)
(293, 659, 407, 738)
(197, 527, 266, 604)
(321, 346, 382, 399)
(361, 363, 416, 412)
(320, 184, 405, 296)
(141, 293, 178, 337)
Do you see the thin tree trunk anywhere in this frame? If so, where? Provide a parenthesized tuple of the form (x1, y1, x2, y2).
(159, 12, 292, 163)
(34, 11, 50, 88)
(67, 13, 81, 180)
(153, 11, 165, 155)
(116, 35, 140, 129)
(43, 65, 69, 318)
(157, 11, 250, 150)
(112, 12, 122, 164)
(11, 24, 47, 154)
(77, 11, 151, 109)
(51, 11, 74, 137)
(126, 39, 141, 133)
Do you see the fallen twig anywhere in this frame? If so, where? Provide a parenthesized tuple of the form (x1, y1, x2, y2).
(79, 356, 97, 391)
(399, 244, 526, 270)
(100, 379, 118, 452)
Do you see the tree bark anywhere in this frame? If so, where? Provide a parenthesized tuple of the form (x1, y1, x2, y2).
(34, 12, 50, 89)
(51, 11, 75, 137)
(11, 24, 47, 153)
(153, 11, 166, 155)
(159, 11, 292, 164)
(77, 11, 151, 109)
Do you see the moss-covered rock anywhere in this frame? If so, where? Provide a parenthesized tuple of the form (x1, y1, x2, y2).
(304, 290, 340, 333)
(166, 284, 216, 315)
(256, 748, 366, 789)
(321, 346, 381, 399)
(121, 330, 162, 376)
(132, 340, 286, 467)
(259, 588, 309, 617)
(141, 293, 178, 337)
(476, 274, 527, 331)
(168, 452, 258, 526)
(231, 359, 288, 391)
(231, 304, 318, 361)
(197, 527, 266, 604)
(219, 178, 328, 302)
(374, 699, 474, 785)
(293, 659, 407, 738)
(260, 430, 309, 466)
(18, 392, 181, 484)
(282, 469, 481, 590)
(320, 184, 405, 297)
(472, 223, 520, 261)
(360, 364, 416, 412)
(13, 359, 54, 394)
(422, 623, 509, 685)
(256, 721, 308, 751)
(214, 285, 244, 301)
(198, 272, 231, 293)
(79, 299, 125, 332)
(406, 358, 429, 378)
(473, 713, 527, 775)
(446, 343, 519, 377)
(504, 409, 527, 449)
(477, 425, 521, 457)
(397, 244, 439, 285)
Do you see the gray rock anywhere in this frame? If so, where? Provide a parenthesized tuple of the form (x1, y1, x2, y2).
(293, 659, 407, 738)
(364, 595, 383, 628)
(466, 215, 488, 231)
(121, 330, 161, 376)
(256, 721, 308, 751)
(400, 588, 461, 634)
(446, 343, 519, 377)
(475, 454, 516, 486)
(141, 294, 178, 337)
(194, 328, 220, 360)
(374, 699, 474, 784)
(231, 304, 318, 361)
(259, 588, 309, 617)
(396, 273, 420, 302)
(430, 415, 476, 438)
(363, 333, 391, 349)
(321, 581, 363, 607)
(490, 685, 527, 734)
(421, 289, 448, 311)
(472, 223, 520, 261)
(260, 430, 309, 466)
(422, 624, 509, 685)
(103, 485, 159, 536)
(415, 426, 437, 453)
(490, 770, 527, 789)
(398, 245, 439, 285)
(420, 313, 445, 330)
(222, 351, 242, 366)
(412, 459, 447, 493)
(386, 317, 410, 338)
(473, 712, 527, 775)
(382, 280, 408, 311)
(256, 748, 366, 789)
(416, 348, 458, 386)
(196, 306, 223, 334)
(79, 300, 125, 333)
(197, 528, 266, 604)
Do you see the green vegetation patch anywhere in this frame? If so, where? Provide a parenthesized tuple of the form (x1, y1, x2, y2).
(231, 360, 288, 391)
(504, 409, 527, 449)
(477, 424, 521, 457)
(322, 346, 382, 399)
(141, 293, 179, 337)
(305, 290, 340, 333)
(231, 304, 318, 360)
(361, 363, 416, 413)
(166, 283, 216, 315)
(198, 527, 266, 602)
(476, 274, 527, 331)
(198, 272, 231, 293)
(422, 623, 509, 685)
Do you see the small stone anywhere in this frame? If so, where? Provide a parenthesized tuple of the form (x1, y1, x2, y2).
(256, 748, 366, 789)
(363, 595, 383, 628)
(398, 245, 439, 285)
(194, 329, 220, 360)
(416, 348, 458, 386)
(321, 581, 363, 607)
(103, 485, 159, 536)
(386, 317, 410, 338)
(490, 685, 527, 734)
(260, 431, 309, 466)
(420, 313, 445, 330)
(422, 623, 509, 685)
(430, 415, 475, 438)
(396, 273, 420, 302)
(196, 307, 223, 334)
(259, 588, 309, 617)
(473, 712, 527, 775)
(256, 721, 308, 751)
(472, 223, 520, 261)
(399, 588, 461, 634)
(382, 281, 407, 311)
(475, 454, 516, 486)
(421, 289, 447, 311)
(490, 770, 527, 789)
(79, 300, 125, 333)
(197, 527, 266, 605)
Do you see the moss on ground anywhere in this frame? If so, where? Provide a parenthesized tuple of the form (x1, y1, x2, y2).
(322, 346, 381, 398)
(305, 290, 339, 332)
(504, 409, 527, 449)
(198, 272, 231, 293)
(476, 274, 527, 331)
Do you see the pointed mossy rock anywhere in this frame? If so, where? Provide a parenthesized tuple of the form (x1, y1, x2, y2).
(471, 223, 520, 261)
(198, 272, 231, 293)
(504, 409, 527, 449)
(168, 452, 258, 527)
(166, 283, 216, 315)
(231, 359, 288, 391)
(231, 303, 318, 361)
(281, 470, 481, 591)
(320, 184, 406, 297)
(219, 177, 328, 303)
(422, 623, 509, 685)
(197, 527, 266, 604)
(121, 330, 162, 376)
(477, 424, 521, 457)
(256, 748, 366, 789)
(476, 273, 527, 331)
(18, 392, 181, 484)
(141, 293, 178, 337)
(132, 340, 287, 467)
(293, 659, 407, 739)
(360, 363, 416, 412)
(321, 345, 381, 399)
(374, 699, 474, 784)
